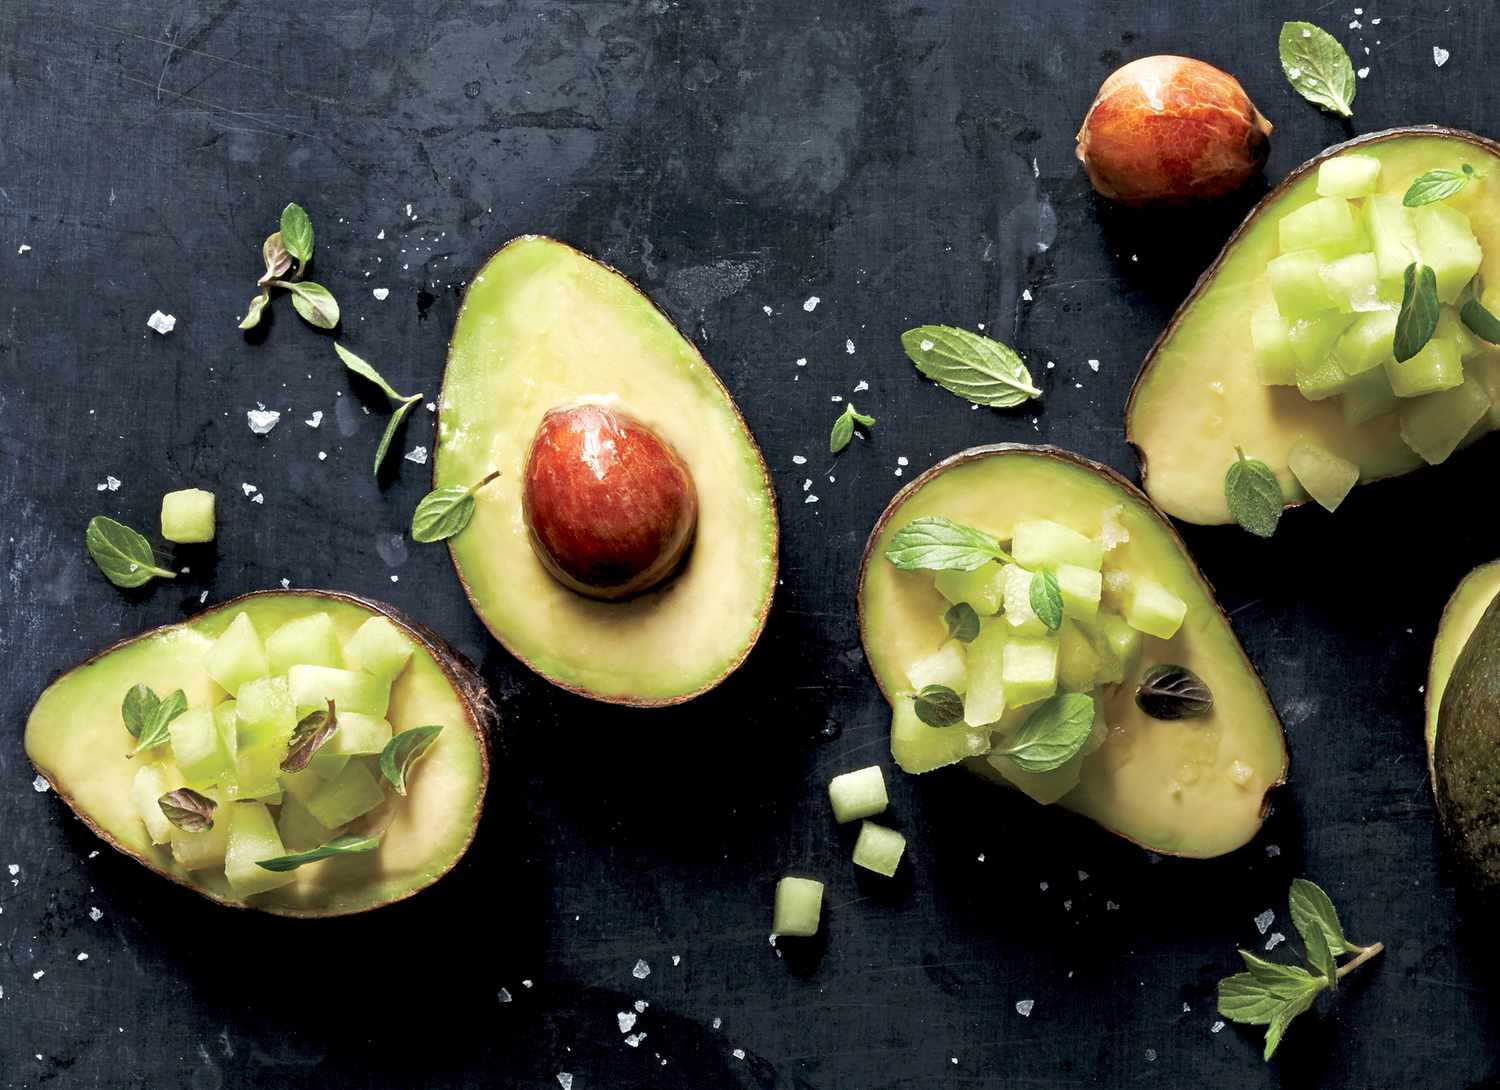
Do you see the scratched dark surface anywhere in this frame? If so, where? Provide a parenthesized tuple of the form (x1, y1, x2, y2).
(1, 1, 1497, 1087)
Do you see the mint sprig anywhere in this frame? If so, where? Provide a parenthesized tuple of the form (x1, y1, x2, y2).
(333, 343, 425, 477)
(830, 403, 876, 453)
(885, 517, 1013, 572)
(238, 202, 341, 331)
(1224, 449, 1283, 538)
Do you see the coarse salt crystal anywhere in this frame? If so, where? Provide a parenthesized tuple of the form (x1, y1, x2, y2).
(802, 478, 812, 492)
(1254, 909, 1275, 934)
(33, 970, 44, 980)
(732, 1048, 746, 1060)
(88, 907, 102, 922)
(672, 955, 681, 966)
(242, 483, 258, 496)
(251, 493, 264, 505)
(1087, 359, 1100, 372)
(1078, 870, 1089, 881)
(556, 1075, 572, 1090)
(634, 999, 648, 1013)
(404, 446, 428, 465)
(199, 591, 208, 604)
(77, 953, 88, 961)
(1358, 67, 1370, 78)
(802, 296, 819, 312)
(247, 408, 281, 435)
(373, 288, 390, 301)
(405, 203, 415, 219)
(617, 1011, 637, 1033)
(1145, 1048, 1157, 1062)
(101, 476, 121, 492)
(1265, 931, 1286, 951)
(845, 339, 855, 354)
(1211, 1020, 1225, 1033)
(18, 243, 31, 254)
(1016, 999, 1034, 1017)
(6, 864, 16, 876)
(919, 339, 934, 352)
(1434, 46, 1450, 67)
(795, 357, 806, 367)
(1266, 844, 1281, 857)
(632, 959, 650, 979)
(318, 451, 327, 461)
(853, 380, 868, 392)
(624, 1032, 645, 1048)
(32, 775, 49, 793)
(498, 988, 512, 1003)
(306, 411, 323, 428)
(805, 494, 818, 504)
(146, 311, 176, 335)
(792, 455, 807, 465)
(1022, 288, 1032, 301)
(762, 305, 772, 316)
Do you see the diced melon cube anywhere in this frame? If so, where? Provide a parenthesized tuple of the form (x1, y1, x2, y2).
(287, 665, 390, 717)
(1124, 580, 1187, 640)
(306, 761, 386, 828)
(343, 616, 416, 681)
(159, 488, 216, 544)
(1002, 637, 1058, 708)
(1011, 520, 1104, 571)
(169, 790, 230, 871)
(132, 763, 176, 845)
(266, 613, 344, 675)
(230, 744, 283, 800)
(169, 705, 233, 789)
(325, 711, 394, 757)
(236, 676, 295, 750)
(1470, 355, 1500, 427)
(772, 876, 823, 937)
(1398, 376, 1492, 464)
(1055, 564, 1102, 623)
(280, 768, 323, 804)
(1001, 564, 1047, 636)
(277, 792, 334, 853)
(828, 766, 889, 824)
(1365, 194, 1418, 285)
(1279, 196, 1358, 255)
(852, 821, 906, 878)
(213, 701, 239, 765)
(1092, 613, 1142, 684)
(1414, 203, 1483, 303)
(1334, 310, 1398, 375)
(1269, 250, 1337, 317)
(1289, 312, 1357, 366)
(224, 801, 295, 897)
(1250, 306, 1299, 386)
(933, 564, 1006, 616)
(1320, 252, 1380, 313)
(1058, 621, 1103, 692)
(1316, 154, 1381, 198)
(309, 753, 350, 780)
(1386, 337, 1464, 397)
(1287, 438, 1360, 512)
(1340, 367, 1399, 427)
(1296, 349, 1355, 402)
(889, 697, 991, 774)
(987, 746, 1084, 805)
(962, 622, 1008, 727)
(907, 641, 968, 695)
(203, 613, 269, 698)
(1436, 307, 1481, 360)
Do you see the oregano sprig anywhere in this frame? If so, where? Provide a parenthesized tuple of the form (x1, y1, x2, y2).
(239, 202, 341, 331)
(1224, 449, 1283, 538)
(333, 343, 426, 477)
(121, 685, 187, 756)
(411, 470, 502, 543)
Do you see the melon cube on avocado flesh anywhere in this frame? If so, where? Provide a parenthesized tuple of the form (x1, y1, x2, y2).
(1436, 307, 1482, 360)
(266, 613, 344, 675)
(828, 765, 888, 824)
(1335, 310, 1398, 375)
(1340, 367, 1399, 427)
(1011, 520, 1104, 571)
(169, 705, 233, 789)
(890, 697, 991, 774)
(1317, 154, 1381, 198)
(1399, 376, 1492, 465)
(169, 789, 230, 871)
(1250, 307, 1299, 386)
(772, 876, 823, 937)
(988, 744, 1084, 805)
(1414, 203, 1483, 304)
(907, 641, 968, 695)
(277, 792, 335, 853)
(1001, 565, 1047, 636)
(1386, 338, 1464, 397)
(1269, 250, 1337, 318)
(1055, 564, 1102, 622)
(1278, 196, 1358, 255)
(231, 744, 284, 800)
(1002, 637, 1058, 708)
(310, 753, 351, 780)
(1058, 621, 1103, 692)
(933, 564, 1005, 616)
(1296, 339, 1357, 403)
(288, 665, 390, 717)
(280, 767, 323, 804)
(1320, 252, 1380, 313)
(159, 488, 215, 544)
(962, 622, 1008, 727)
(852, 821, 906, 878)
(1287, 439, 1361, 512)
(1091, 613, 1142, 685)
(325, 711, 394, 756)
(306, 760, 386, 828)
(342, 615, 416, 680)
(224, 801, 296, 898)
(132, 763, 176, 845)
(1124, 580, 1187, 640)
(1470, 356, 1500, 427)
(203, 613, 269, 698)
(1365, 194, 1418, 286)
(236, 676, 295, 751)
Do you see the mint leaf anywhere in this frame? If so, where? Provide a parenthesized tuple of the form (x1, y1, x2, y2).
(1460, 278, 1500, 344)
(411, 472, 501, 543)
(281, 280, 340, 329)
(1263, 984, 1322, 1060)
(1029, 569, 1063, 631)
(279, 203, 314, 266)
(255, 834, 380, 872)
(259, 231, 292, 285)
(1403, 165, 1474, 207)
(997, 693, 1094, 772)
(912, 685, 965, 728)
(281, 700, 338, 774)
(830, 402, 876, 453)
(85, 516, 176, 589)
(373, 395, 422, 476)
(378, 725, 444, 795)
(1224, 450, 1283, 538)
(1279, 22, 1355, 118)
(1288, 878, 1355, 956)
(133, 689, 187, 754)
(158, 788, 217, 833)
(943, 602, 980, 643)
(885, 517, 1012, 572)
(1393, 261, 1440, 362)
(121, 684, 161, 739)
(900, 325, 1040, 409)
(334, 342, 405, 400)
(239, 289, 271, 331)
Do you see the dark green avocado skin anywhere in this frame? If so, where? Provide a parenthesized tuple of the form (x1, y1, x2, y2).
(1436, 592, 1500, 894)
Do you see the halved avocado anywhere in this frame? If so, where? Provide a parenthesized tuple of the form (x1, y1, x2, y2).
(1427, 560, 1500, 789)
(1127, 126, 1500, 525)
(434, 235, 778, 705)
(25, 591, 492, 917)
(857, 445, 1287, 858)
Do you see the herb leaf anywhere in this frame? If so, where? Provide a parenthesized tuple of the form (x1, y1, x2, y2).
(1029, 569, 1063, 631)
(279, 203, 314, 266)
(281, 700, 339, 774)
(373, 395, 422, 476)
(239, 289, 271, 331)
(1224, 450, 1283, 538)
(885, 517, 1012, 572)
(1393, 261, 1440, 362)
(998, 692, 1094, 773)
(1135, 664, 1214, 720)
(1403, 165, 1474, 207)
(1303, 915, 1337, 989)
(121, 684, 161, 739)
(1288, 878, 1355, 956)
(259, 231, 292, 285)
(255, 834, 380, 872)
(133, 689, 187, 753)
(913, 685, 965, 728)
(280, 280, 340, 329)
(830, 403, 876, 454)
(943, 602, 980, 643)
(411, 472, 501, 543)
(1460, 278, 1500, 344)
(86, 516, 176, 588)
(900, 325, 1041, 409)
(1262, 986, 1322, 1061)
(1278, 22, 1356, 119)
(333, 342, 406, 400)
(378, 725, 444, 795)
(158, 788, 217, 832)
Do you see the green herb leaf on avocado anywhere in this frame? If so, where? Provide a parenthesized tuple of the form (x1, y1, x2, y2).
(1403, 164, 1476, 207)
(1029, 569, 1063, 631)
(378, 724, 444, 795)
(997, 692, 1094, 772)
(259, 231, 292, 286)
(1460, 278, 1500, 344)
(239, 289, 271, 331)
(255, 834, 380, 872)
(943, 602, 980, 643)
(829, 403, 876, 453)
(1288, 878, 1356, 956)
(281, 700, 338, 774)
(1278, 22, 1356, 119)
(158, 787, 217, 833)
(278, 202, 314, 267)
(1393, 261, 1440, 362)
(1135, 664, 1214, 720)
(277, 280, 340, 330)
(885, 516, 1013, 572)
(410, 471, 502, 543)
(373, 394, 423, 477)
(121, 683, 161, 739)
(912, 685, 965, 728)
(1224, 450, 1283, 538)
(85, 516, 176, 588)
(900, 325, 1041, 409)
(132, 689, 187, 754)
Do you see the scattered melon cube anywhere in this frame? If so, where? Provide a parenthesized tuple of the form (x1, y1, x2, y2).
(828, 766, 889, 824)
(1279, 196, 1358, 255)
(1250, 306, 1299, 386)
(1269, 250, 1337, 317)
(1365, 194, 1418, 285)
(987, 746, 1084, 805)
(1414, 203, 1483, 303)
(1287, 439, 1360, 513)
(306, 760, 386, 828)
(906, 641, 968, 695)
(1011, 519, 1104, 571)
(169, 705, 233, 789)
(169, 790, 230, 871)
(1124, 580, 1187, 640)
(1055, 564, 1102, 623)
(852, 821, 906, 878)
(890, 697, 991, 774)
(224, 801, 296, 898)
(343, 616, 416, 681)
(277, 792, 334, 854)
(1319, 252, 1380, 313)
(1436, 307, 1481, 360)
(1316, 154, 1381, 198)
(1058, 621, 1103, 692)
(1398, 376, 1492, 464)
(962, 623, 1008, 727)
(203, 613, 269, 698)
(999, 564, 1048, 636)
(287, 665, 390, 717)
(1386, 337, 1464, 397)
(132, 763, 176, 845)
(159, 488, 216, 544)
(325, 711, 394, 757)
(1340, 367, 1400, 427)
(1091, 613, 1142, 684)
(933, 564, 1006, 616)
(236, 676, 295, 750)
(266, 613, 345, 675)
(1002, 637, 1059, 708)
(772, 876, 823, 937)
(1334, 310, 1398, 375)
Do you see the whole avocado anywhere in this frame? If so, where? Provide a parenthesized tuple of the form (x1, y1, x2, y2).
(1435, 591, 1500, 893)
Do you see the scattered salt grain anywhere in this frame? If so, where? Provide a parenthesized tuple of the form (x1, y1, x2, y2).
(762, 305, 772, 316)
(251, 493, 264, 505)
(1063, 899, 1073, 911)
(1107, 901, 1120, 911)
(1357, 67, 1370, 78)
(318, 452, 328, 461)
(32, 775, 49, 793)
(77, 953, 88, 961)
(96, 476, 121, 492)
(802, 478, 812, 492)
(199, 591, 208, 604)
(1266, 844, 1281, 858)
(919, 338, 934, 352)
(522, 979, 534, 989)
(146, 311, 176, 335)
(1265, 932, 1286, 951)
(632, 959, 650, 980)
(845, 339, 855, 355)
(280, 578, 291, 590)
(405, 203, 415, 219)
(426, 402, 436, 412)
(672, 955, 681, 966)
(732, 1048, 746, 1060)
(498, 988, 512, 1003)
(712, 1017, 722, 1030)
(617, 1011, 637, 1033)
(1022, 288, 1033, 301)
(242, 483, 258, 496)
(897, 456, 908, 466)
(8, 865, 18, 876)
(32, 970, 43, 980)
(1087, 359, 1100, 373)
(1434, 46, 1450, 67)
(853, 380, 868, 392)
(373, 288, 390, 301)
(556, 1075, 572, 1090)
(247, 408, 281, 435)
(1078, 870, 1089, 882)
(1183, 1002, 1191, 1013)
(805, 494, 819, 504)
(1211, 1020, 1225, 1034)
(306, 411, 323, 428)
(390, 574, 399, 583)
(1040, 881, 1049, 892)
(17, 243, 31, 254)
(792, 455, 807, 465)
(404, 446, 428, 465)
(1016, 999, 1034, 1017)
(88, 907, 102, 922)
(634, 999, 649, 1013)
(1145, 1048, 1157, 1062)
(1254, 909, 1275, 934)
(624, 1033, 646, 1048)
(803, 296, 820, 312)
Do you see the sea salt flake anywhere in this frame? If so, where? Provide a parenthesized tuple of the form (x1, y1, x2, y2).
(1107, 900, 1120, 911)
(318, 451, 328, 461)
(251, 493, 264, 505)
(1434, 46, 1450, 67)
(632, 959, 650, 980)
(1145, 1048, 1157, 1062)
(88, 907, 103, 922)
(247, 408, 281, 435)
(1265, 931, 1286, 951)
(805, 494, 818, 504)
(624, 1032, 646, 1048)
(1063, 899, 1073, 911)
(1266, 844, 1281, 857)
(795, 357, 807, 367)
(634, 999, 649, 1013)
(853, 380, 869, 392)
(1211, 1020, 1225, 1034)
(32, 775, 49, 793)
(617, 1011, 637, 1033)
(280, 578, 290, 589)
(7, 864, 18, 876)
(845, 339, 855, 354)
(556, 1075, 572, 1090)
(405, 203, 415, 219)
(373, 288, 390, 301)
(792, 455, 807, 465)
(732, 1048, 746, 1060)
(672, 955, 681, 966)
(1016, 999, 1034, 1017)
(919, 339, 934, 352)
(18, 243, 31, 254)
(306, 411, 323, 428)
(1022, 288, 1033, 301)
(32, 970, 44, 980)
(1087, 359, 1100, 372)
(146, 311, 176, 335)
(404, 446, 428, 465)
(199, 591, 208, 604)
(1182, 1002, 1191, 1013)
(1078, 870, 1089, 881)
(762, 305, 772, 316)
(498, 988, 513, 1003)
(77, 953, 88, 961)
(802, 478, 812, 492)
(803, 296, 819, 312)
(1254, 909, 1275, 934)
(1358, 67, 1370, 78)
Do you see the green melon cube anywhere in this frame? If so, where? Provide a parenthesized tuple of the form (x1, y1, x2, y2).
(169, 705, 233, 789)
(933, 564, 1006, 616)
(279, 767, 323, 805)
(962, 622, 1008, 727)
(343, 616, 417, 680)
(1058, 620, 1103, 692)
(325, 712, 394, 756)
(230, 744, 284, 800)
(1340, 367, 1399, 427)
(987, 746, 1083, 805)
(1091, 613, 1142, 684)
(1436, 307, 1482, 360)
(224, 801, 296, 897)
(266, 613, 345, 675)
(287, 665, 390, 717)
(1055, 564, 1102, 623)
(1290, 313, 1357, 366)
(1269, 250, 1337, 318)
(1334, 310, 1398, 375)
(1414, 203, 1483, 303)
(159, 488, 216, 544)
(1366, 194, 1418, 286)
(309, 753, 350, 780)
(1320, 252, 1380, 313)
(828, 766, 889, 824)
(889, 696, 991, 773)
(1287, 438, 1361, 512)
(907, 641, 968, 695)
(1296, 350, 1355, 402)
(1386, 337, 1464, 397)
(203, 613, 269, 698)
(306, 760, 386, 828)
(1002, 637, 1059, 708)
(1279, 196, 1358, 255)
(132, 763, 176, 845)
(169, 789, 230, 871)
(772, 876, 823, 937)
(1317, 154, 1381, 198)
(1469, 356, 1500, 427)
(1398, 376, 1492, 464)
(1250, 306, 1299, 386)
(1011, 519, 1104, 571)
(235, 675, 295, 750)
(276, 792, 334, 853)
(1124, 580, 1187, 640)
(852, 821, 906, 878)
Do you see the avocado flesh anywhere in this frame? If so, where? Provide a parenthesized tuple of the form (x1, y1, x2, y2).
(1434, 587, 1500, 892)
(1426, 560, 1500, 786)
(25, 592, 490, 917)
(1129, 129, 1500, 525)
(858, 445, 1287, 858)
(435, 236, 778, 705)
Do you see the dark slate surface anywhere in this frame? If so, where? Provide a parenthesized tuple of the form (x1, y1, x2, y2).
(1, 1, 1496, 1087)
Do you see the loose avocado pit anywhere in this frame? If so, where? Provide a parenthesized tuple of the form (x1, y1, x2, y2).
(522, 402, 698, 600)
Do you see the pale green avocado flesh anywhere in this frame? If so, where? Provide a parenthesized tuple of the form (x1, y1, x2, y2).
(435, 236, 777, 704)
(25, 592, 489, 916)
(1130, 130, 1500, 525)
(859, 446, 1287, 858)
(1427, 559, 1500, 782)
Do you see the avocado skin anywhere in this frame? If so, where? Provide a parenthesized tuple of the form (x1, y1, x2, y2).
(1435, 591, 1500, 893)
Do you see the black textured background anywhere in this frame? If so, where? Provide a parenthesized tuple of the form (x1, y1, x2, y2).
(1, 2, 1497, 1087)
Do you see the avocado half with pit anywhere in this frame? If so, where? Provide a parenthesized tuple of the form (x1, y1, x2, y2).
(857, 444, 1287, 858)
(434, 235, 778, 705)
(1128, 126, 1500, 525)
(25, 591, 492, 917)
